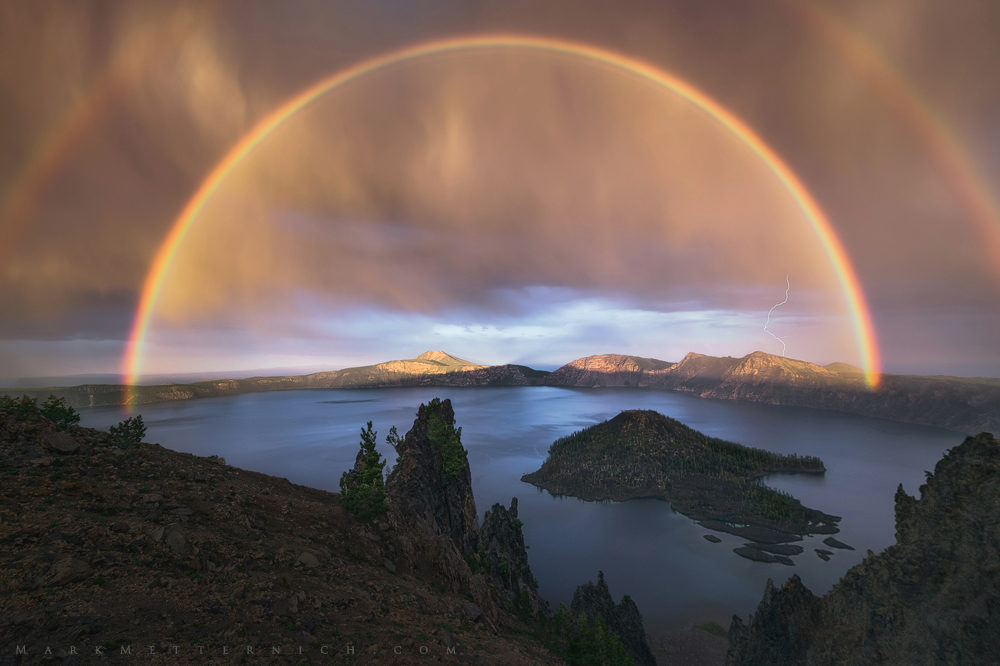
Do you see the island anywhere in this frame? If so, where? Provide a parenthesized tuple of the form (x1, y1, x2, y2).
(521, 410, 840, 560)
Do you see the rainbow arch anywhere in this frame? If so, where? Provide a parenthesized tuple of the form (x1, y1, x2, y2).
(122, 33, 883, 400)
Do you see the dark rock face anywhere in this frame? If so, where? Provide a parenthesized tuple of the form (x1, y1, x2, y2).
(386, 398, 479, 559)
(728, 432, 1000, 665)
(479, 497, 547, 617)
(571, 571, 657, 666)
(728, 576, 819, 666)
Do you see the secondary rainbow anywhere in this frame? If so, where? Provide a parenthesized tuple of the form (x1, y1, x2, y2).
(122, 34, 883, 402)
(0, 9, 199, 266)
(785, 0, 1000, 282)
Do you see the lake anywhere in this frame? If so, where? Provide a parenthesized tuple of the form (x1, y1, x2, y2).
(80, 386, 959, 640)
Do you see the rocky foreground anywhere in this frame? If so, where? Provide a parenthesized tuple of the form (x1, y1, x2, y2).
(0, 398, 657, 665)
(727, 432, 1000, 665)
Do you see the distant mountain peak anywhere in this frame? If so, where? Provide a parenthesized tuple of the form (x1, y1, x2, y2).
(413, 350, 477, 366)
(564, 354, 675, 372)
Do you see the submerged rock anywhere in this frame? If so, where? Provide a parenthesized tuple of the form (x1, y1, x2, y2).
(745, 542, 804, 556)
(733, 546, 794, 566)
(821, 536, 854, 550)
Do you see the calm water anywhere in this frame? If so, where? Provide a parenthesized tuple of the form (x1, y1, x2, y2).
(80, 387, 958, 638)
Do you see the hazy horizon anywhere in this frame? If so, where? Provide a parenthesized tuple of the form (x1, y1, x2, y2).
(5, 346, 1000, 389)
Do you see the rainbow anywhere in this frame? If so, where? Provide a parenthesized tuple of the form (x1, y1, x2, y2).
(785, 0, 1000, 282)
(0, 7, 199, 266)
(0, 77, 117, 265)
(122, 33, 884, 402)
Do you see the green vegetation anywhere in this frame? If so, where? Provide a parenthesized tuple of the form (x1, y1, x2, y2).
(109, 415, 146, 447)
(338, 421, 388, 521)
(1, 394, 80, 430)
(425, 397, 468, 477)
(40, 395, 80, 429)
(498, 557, 511, 585)
(0, 394, 40, 419)
(523, 410, 833, 535)
(696, 621, 728, 638)
(539, 603, 633, 666)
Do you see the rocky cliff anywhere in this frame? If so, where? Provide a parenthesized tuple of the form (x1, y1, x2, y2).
(479, 498, 547, 618)
(571, 571, 657, 666)
(546, 354, 674, 388)
(727, 431, 1000, 665)
(549, 351, 1000, 433)
(386, 397, 480, 561)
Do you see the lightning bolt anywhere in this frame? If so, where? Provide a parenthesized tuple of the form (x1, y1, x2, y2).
(764, 275, 790, 357)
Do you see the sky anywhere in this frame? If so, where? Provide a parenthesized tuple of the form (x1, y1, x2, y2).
(1, 0, 998, 383)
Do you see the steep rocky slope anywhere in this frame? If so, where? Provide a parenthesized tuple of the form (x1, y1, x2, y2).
(480, 498, 548, 618)
(727, 432, 1000, 665)
(0, 401, 557, 664)
(1, 397, 657, 664)
(571, 571, 656, 666)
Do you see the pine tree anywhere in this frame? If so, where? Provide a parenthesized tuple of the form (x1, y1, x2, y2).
(338, 421, 388, 521)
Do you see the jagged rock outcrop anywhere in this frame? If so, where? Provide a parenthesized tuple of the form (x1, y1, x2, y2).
(386, 397, 479, 559)
(728, 432, 1000, 665)
(382, 397, 487, 609)
(727, 576, 819, 665)
(571, 571, 657, 666)
(479, 497, 547, 617)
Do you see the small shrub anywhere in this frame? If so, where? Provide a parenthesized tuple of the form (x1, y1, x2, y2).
(39, 395, 80, 430)
(109, 415, 146, 447)
(695, 621, 728, 639)
(0, 394, 39, 418)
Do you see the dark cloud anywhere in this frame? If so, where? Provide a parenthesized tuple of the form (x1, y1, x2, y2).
(0, 0, 997, 378)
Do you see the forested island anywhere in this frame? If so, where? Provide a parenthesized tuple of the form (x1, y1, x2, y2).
(522, 410, 840, 556)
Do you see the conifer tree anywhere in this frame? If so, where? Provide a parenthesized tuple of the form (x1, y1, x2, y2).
(339, 421, 388, 521)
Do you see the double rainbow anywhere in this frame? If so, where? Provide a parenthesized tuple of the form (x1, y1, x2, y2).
(122, 34, 883, 401)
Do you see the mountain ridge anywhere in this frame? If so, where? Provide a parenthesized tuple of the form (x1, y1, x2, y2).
(5, 350, 999, 434)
